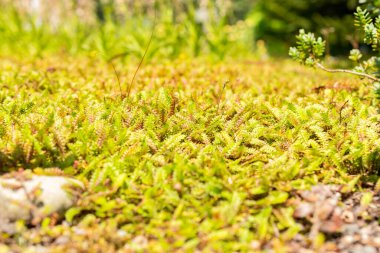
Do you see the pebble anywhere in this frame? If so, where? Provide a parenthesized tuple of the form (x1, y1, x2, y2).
(340, 235, 355, 247)
(343, 224, 360, 235)
(55, 236, 70, 245)
(293, 202, 314, 218)
(0, 174, 83, 225)
(341, 210, 355, 223)
(362, 246, 377, 253)
(372, 237, 380, 247)
(117, 229, 128, 238)
(349, 245, 377, 253)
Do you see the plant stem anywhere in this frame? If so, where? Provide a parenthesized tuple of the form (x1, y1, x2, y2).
(110, 62, 123, 98)
(315, 62, 380, 82)
(127, 7, 157, 98)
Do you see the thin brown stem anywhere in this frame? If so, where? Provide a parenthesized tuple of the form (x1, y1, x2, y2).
(217, 80, 229, 113)
(107, 52, 129, 63)
(127, 6, 157, 98)
(315, 62, 380, 82)
(110, 62, 123, 98)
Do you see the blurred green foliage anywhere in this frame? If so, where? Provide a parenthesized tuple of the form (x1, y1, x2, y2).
(252, 0, 358, 55)
(0, 0, 366, 59)
(0, 0, 256, 60)
(290, 1, 380, 102)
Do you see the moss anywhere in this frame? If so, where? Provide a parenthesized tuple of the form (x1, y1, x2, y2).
(0, 56, 379, 251)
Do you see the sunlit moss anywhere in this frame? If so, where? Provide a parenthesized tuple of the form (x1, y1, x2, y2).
(0, 57, 379, 250)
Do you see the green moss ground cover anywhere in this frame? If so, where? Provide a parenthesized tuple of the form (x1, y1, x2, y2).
(1, 56, 380, 252)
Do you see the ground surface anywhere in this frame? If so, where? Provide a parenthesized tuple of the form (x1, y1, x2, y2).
(0, 57, 380, 252)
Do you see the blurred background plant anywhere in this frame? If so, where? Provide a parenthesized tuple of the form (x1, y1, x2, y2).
(0, 0, 363, 61)
(289, 0, 380, 104)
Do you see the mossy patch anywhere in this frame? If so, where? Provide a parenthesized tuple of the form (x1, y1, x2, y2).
(0, 57, 379, 251)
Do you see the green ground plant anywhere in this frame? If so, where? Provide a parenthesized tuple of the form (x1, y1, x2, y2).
(1, 56, 380, 251)
(1, 1, 380, 251)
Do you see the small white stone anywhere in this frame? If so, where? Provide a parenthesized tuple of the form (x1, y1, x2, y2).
(0, 175, 83, 223)
(117, 229, 128, 238)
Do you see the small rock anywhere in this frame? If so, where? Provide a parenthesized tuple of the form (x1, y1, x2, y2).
(371, 237, 380, 247)
(349, 245, 363, 253)
(293, 202, 314, 218)
(55, 235, 71, 245)
(341, 210, 355, 223)
(362, 246, 377, 253)
(299, 249, 313, 253)
(317, 200, 336, 220)
(299, 191, 319, 202)
(320, 208, 344, 233)
(340, 235, 356, 246)
(348, 244, 377, 253)
(73, 227, 87, 236)
(250, 240, 261, 250)
(0, 174, 83, 226)
(117, 229, 128, 238)
(0, 219, 16, 234)
(322, 242, 338, 251)
(343, 224, 360, 235)
(25, 246, 49, 253)
(320, 220, 343, 234)
(361, 233, 370, 244)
